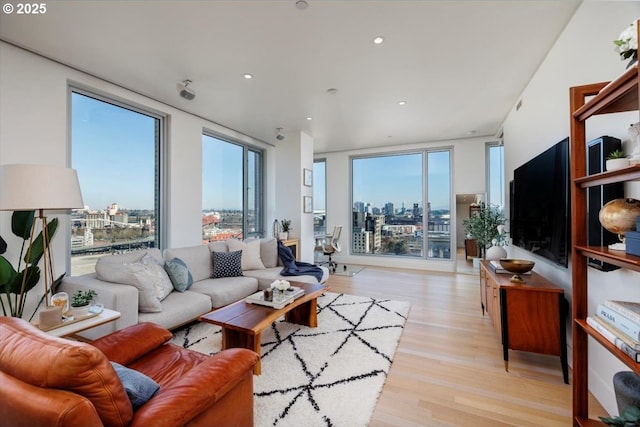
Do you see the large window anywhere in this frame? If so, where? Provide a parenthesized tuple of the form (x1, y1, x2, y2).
(313, 159, 326, 235)
(202, 134, 263, 241)
(351, 150, 451, 259)
(70, 91, 164, 275)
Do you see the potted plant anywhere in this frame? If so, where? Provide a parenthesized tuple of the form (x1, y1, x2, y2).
(606, 149, 630, 171)
(0, 210, 62, 319)
(71, 289, 97, 317)
(279, 219, 291, 240)
(463, 203, 504, 259)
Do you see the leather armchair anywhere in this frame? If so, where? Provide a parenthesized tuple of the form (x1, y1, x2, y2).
(0, 317, 259, 427)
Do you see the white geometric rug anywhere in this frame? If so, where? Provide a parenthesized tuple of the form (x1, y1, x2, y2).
(171, 292, 410, 427)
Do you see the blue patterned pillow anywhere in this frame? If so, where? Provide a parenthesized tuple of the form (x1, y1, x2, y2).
(164, 257, 193, 292)
(212, 250, 243, 278)
(110, 362, 159, 409)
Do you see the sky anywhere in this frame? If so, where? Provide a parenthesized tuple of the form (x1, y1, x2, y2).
(73, 92, 462, 214)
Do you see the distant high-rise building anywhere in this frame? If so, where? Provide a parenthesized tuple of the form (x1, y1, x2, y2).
(352, 230, 371, 254)
(384, 202, 394, 216)
(354, 201, 365, 213)
(413, 202, 419, 219)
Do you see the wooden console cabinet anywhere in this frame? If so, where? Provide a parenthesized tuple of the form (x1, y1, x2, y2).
(479, 261, 568, 384)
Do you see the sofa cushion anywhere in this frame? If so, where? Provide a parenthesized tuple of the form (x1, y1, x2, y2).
(229, 239, 265, 270)
(244, 266, 330, 289)
(0, 317, 133, 427)
(164, 257, 193, 292)
(189, 276, 259, 308)
(111, 362, 160, 409)
(208, 240, 228, 253)
(138, 291, 212, 330)
(164, 245, 212, 282)
(259, 238, 278, 268)
(96, 254, 162, 313)
(211, 250, 243, 278)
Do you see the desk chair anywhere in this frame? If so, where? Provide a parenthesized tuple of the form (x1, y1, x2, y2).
(316, 225, 342, 273)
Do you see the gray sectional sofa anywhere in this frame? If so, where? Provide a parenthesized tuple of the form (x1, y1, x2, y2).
(60, 238, 329, 339)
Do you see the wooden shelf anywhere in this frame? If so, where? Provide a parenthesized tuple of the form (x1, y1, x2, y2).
(575, 319, 640, 374)
(572, 63, 638, 121)
(575, 416, 606, 427)
(576, 245, 640, 272)
(574, 164, 640, 188)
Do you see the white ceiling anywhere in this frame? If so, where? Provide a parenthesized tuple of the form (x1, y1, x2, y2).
(0, 0, 582, 152)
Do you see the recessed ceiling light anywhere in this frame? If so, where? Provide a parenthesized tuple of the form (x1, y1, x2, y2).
(243, 73, 253, 79)
(398, 101, 407, 106)
(373, 36, 384, 45)
(306, 117, 312, 121)
(295, 0, 308, 10)
(468, 130, 477, 135)
(327, 88, 338, 94)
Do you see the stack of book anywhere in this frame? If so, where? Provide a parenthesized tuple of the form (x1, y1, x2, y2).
(586, 300, 640, 362)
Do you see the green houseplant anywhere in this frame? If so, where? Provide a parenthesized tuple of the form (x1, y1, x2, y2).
(606, 149, 630, 171)
(463, 203, 504, 259)
(0, 210, 61, 318)
(71, 289, 97, 308)
(279, 219, 291, 240)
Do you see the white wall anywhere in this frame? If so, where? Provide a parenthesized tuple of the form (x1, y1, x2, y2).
(0, 41, 282, 316)
(501, 2, 640, 415)
(316, 137, 487, 272)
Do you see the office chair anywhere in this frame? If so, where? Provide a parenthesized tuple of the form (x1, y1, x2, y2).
(316, 225, 342, 273)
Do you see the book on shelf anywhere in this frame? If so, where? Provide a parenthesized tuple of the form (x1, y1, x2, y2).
(603, 300, 640, 324)
(586, 316, 640, 362)
(488, 260, 532, 275)
(597, 303, 640, 341)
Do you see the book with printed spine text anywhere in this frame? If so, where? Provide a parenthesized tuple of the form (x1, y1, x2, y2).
(597, 303, 640, 342)
(586, 316, 640, 362)
(603, 300, 640, 324)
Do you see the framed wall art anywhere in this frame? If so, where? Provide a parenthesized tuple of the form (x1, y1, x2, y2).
(303, 168, 313, 187)
(303, 196, 313, 213)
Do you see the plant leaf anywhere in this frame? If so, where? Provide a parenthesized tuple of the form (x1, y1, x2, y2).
(25, 218, 59, 265)
(0, 256, 18, 289)
(0, 235, 6, 255)
(11, 211, 35, 240)
(7, 266, 40, 294)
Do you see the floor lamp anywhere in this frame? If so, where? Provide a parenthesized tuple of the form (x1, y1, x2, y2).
(0, 164, 84, 311)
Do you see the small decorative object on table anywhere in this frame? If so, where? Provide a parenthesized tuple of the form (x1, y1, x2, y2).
(279, 219, 291, 240)
(270, 279, 291, 297)
(71, 289, 97, 318)
(499, 259, 535, 283)
(629, 122, 640, 166)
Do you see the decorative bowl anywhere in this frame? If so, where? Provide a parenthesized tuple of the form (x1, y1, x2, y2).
(499, 259, 535, 283)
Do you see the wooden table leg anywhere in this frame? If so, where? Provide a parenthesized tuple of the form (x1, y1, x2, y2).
(285, 298, 318, 327)
(221, 328, 262, 375)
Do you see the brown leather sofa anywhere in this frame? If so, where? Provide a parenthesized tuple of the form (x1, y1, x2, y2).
(0, 317, 259, 427)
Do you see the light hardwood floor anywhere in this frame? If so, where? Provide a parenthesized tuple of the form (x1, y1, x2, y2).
(324, 264, 608, 426)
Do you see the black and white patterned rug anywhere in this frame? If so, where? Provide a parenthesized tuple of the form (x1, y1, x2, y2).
(171, 292, 410, 427)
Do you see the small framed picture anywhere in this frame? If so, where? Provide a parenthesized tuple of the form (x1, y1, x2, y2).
(303, 196, 313, 213)
(303, 168, 313, 187)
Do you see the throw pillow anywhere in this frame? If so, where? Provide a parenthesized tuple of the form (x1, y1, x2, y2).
(259, 238, 278, 268)
(141, 253, 173, 301)
(229, 239, 265, 270)
(164, 257, 193, 292)
(110, 362, 160, 409)
(96, 257, 162, 313)
(211, 250, 243, 278)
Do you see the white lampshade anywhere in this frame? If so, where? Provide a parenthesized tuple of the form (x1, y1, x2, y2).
(0, 164, 84, 211)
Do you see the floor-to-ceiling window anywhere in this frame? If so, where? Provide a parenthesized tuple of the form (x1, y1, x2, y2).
(202, 134, 263, 241)
(351, 149, 451, 259)
(313, 159, 326, 235)
(70, 90, 164, 275)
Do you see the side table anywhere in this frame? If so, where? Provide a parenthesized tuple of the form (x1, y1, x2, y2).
(39, 308, 121, 338)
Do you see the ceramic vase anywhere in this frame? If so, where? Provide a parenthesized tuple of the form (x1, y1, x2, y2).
(606, 158, 630, 171)
(486, 245, 507, 261)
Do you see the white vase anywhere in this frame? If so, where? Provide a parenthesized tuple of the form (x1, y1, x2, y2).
(278, 232, 289, 240)
(606, 158, 629, 171)
(486, 245, 507, 261)
(72, 305, 90, 318)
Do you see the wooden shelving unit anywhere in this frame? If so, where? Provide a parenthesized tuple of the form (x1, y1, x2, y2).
(569, 20, 640, 427)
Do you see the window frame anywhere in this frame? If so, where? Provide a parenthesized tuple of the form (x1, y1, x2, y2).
(68, 85, 168, 274)
(202, 131, 265, 239)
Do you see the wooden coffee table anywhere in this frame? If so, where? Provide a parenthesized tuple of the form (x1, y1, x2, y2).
(199, 281, 328, 375)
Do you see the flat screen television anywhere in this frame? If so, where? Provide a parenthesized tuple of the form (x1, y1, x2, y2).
(510, 137, 570, 267)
